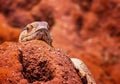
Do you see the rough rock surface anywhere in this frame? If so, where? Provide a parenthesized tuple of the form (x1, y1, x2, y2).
(0, 14, 21, 44)
(0, 0, 120, 84)
(0, 40, 82, 84)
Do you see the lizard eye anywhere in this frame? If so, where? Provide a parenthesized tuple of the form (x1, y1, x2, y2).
(25, 25, 33, 33)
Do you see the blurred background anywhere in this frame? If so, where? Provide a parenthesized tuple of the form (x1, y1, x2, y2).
(0, 0, 120, 84)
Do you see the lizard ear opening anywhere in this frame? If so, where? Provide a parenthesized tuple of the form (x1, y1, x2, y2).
(18, 29, 28, 42)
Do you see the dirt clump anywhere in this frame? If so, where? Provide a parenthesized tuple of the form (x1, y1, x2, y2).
(0, 40, 82, 84)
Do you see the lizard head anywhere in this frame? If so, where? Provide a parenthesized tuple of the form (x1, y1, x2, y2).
(19, 21, 53, 46)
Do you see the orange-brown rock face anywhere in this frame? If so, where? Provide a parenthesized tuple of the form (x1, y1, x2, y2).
(0, 40, 82, 84)
(0, 0, 120, 84)
(0, 14, 21, 44)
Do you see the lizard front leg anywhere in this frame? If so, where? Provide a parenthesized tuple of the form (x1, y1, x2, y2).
(71, 58, 96, 84)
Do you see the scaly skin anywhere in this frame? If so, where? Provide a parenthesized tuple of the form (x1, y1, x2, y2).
(19, 21, 96, 84)
(19, 21, 53, 46)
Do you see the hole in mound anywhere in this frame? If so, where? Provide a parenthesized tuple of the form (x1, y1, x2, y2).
(17, 0, 41, 10)
(19, 50, 54, 83)
(72, 0, 93, 12)
(75, 16, 84, 35)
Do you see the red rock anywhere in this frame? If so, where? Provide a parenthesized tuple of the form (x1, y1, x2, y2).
(0, 40, 82, 84)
